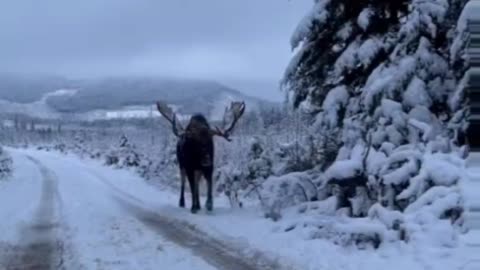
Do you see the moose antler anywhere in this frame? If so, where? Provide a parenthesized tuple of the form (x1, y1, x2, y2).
(156, 101, 184, 137)
(212, 101, 246, 141)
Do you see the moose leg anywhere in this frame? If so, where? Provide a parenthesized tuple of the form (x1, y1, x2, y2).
(204, 167, 214, 211)
(179, 168, 186, 208)
(194, 170, 202, 211)
(186, 170, 198, 213)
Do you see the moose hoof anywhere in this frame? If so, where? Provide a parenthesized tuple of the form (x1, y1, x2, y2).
(190, 208, 199, 214)
(179, 200, 185, 208)
(206, 202, 213, 212)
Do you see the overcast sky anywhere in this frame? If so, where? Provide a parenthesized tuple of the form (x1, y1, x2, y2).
(0, 0, 311, 101)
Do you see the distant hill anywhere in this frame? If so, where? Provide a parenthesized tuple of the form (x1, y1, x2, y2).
(0, 73, 72, 103)
(0, 74, 277, 120)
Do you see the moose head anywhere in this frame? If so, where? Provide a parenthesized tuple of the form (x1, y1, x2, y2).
(156, 100, 246, 213)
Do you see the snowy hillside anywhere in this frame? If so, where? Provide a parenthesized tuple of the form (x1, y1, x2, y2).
(42, 77, 269, 115)
(0, 89, 77, 119)
(0, 76, 272, 121)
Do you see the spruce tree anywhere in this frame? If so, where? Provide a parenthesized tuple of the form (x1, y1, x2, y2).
(282, 0, 470, 244)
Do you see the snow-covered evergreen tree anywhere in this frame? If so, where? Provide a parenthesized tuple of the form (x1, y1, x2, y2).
(281, 0, 470, 246)
(105, 134, 142, 168)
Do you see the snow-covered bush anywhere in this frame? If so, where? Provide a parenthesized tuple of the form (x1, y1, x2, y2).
(272, 136, 317, 175)
(261, 172, 318, 221)
(215, 137, 274, 207)
(139, 140, 178, 187)
(104, 135, 142, 168)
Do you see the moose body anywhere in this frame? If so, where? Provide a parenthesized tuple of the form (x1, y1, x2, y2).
(177, 114, 215, 212)
(157, 101, 245, 213)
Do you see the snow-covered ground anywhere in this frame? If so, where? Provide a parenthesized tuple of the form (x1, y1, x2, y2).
(0, 150, 215, 270)
(1, 148, 479, 270)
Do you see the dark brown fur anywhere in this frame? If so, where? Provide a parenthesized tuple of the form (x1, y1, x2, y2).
(177, 114, 215, 213)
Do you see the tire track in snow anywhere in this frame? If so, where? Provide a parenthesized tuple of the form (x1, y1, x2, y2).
(1, 156, 65, 270)
(87, 170, 294, 270)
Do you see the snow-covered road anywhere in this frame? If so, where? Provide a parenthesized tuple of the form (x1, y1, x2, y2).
(1, 148, 479, 270)
(0, 155, 64, 269)
(0, 149, 283, 270)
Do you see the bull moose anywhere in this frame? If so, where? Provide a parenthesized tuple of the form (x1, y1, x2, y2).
(156, 101, 246, 213)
